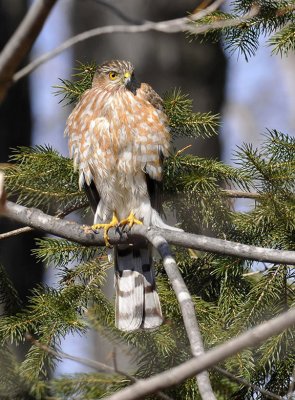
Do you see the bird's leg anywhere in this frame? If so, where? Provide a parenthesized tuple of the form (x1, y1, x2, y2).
(118, 211, 143, 230)
(91, 212, 119, 247)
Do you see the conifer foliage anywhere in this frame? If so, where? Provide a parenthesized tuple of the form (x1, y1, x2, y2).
(0, 1, 295, 399)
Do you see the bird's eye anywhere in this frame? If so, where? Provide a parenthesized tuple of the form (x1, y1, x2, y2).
(109, 71, 118, 80)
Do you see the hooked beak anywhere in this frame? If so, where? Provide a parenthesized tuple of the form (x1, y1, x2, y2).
(123, 71, 131, 85)
(124, 71, 140, 95)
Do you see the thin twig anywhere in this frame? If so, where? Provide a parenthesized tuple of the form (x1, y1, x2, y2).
(0, 226, 33, 240)
(0, 0, 57, 102)
(12, 0, 241, 83)
(221, 189, 261, 199)
(214, 367, 283, 400)
(25, 333, 173, 400)
(147, 233, 216, 399)
(101, 308, 295, 400)
(2, 201, 295, 265)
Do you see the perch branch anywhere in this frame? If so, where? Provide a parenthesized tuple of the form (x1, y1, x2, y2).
(0, 0, 57, 102)
(102, 308, 295, 400)
(2, 201, 295, 265)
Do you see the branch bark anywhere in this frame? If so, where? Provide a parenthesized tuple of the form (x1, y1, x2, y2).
(147, 233, 216, 399)
(102, 308, 295, 400)
(2, 201, 295, 265)
(0, 226, 33, 240)
(0, 0, 57, 102)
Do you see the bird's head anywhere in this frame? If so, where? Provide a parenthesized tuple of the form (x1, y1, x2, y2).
(92, 60, 139, 94)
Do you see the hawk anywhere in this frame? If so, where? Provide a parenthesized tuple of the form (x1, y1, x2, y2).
(65, 60, 179, 332)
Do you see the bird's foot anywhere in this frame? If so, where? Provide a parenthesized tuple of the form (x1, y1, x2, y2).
(90, 212, 119, 247)
(119, 211, 143, 230)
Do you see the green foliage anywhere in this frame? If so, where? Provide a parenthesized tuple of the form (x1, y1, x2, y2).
(0, 264, 22, 315)
(188, 0, 295, 60)
(32, 237, 98, 268)
(54, 61, 97, 105)
(269, 22, 295, 55)
(3, 145, 87, 213)
(163, 88, 219, 138)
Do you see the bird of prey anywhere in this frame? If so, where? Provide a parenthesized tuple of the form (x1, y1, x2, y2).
(65, 59, 179, 331)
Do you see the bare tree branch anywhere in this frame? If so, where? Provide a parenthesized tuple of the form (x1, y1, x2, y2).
(214, 367, 283, 400)
(0, 0, 57, 102)
(0, 226, 33, 240)
(102, 308, 295, 400)
(13, 0, 262, 83)
(221, 189, 261, 199)
(147, 233, 216, 399)
(24, 334, 173, 400)
(2, 201, 295, 265)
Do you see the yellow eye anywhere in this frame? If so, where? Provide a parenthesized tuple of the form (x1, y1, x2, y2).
(109, 71, 118, 80)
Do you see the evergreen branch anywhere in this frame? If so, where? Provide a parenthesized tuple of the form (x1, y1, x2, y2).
(3, 146, 87, 212)
(103, 307, 295, 400)
(214, 366, 283, 400)
(190, 2, 295, 60)
(163, 89, 219, 138)
(0, 0, 57, 102)
(2, 200, 295, 265)
(0, 264, 22, 315)
(269, 23, 295, 55)
(0, 345, 26, 398)
(53, 61, 97, 105)
(25, 334, 173, 400)
(147, 234, 216, 400)
(33, 237, 97, 267)
(164, 153, 250, 193)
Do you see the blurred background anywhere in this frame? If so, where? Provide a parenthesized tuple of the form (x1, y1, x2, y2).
(0, 0, 294, 373)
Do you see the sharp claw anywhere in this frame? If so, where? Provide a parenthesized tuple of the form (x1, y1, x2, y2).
(89, 212, 142, 245)
(118, 212, 143, 230)
(90, 213, 119, 246)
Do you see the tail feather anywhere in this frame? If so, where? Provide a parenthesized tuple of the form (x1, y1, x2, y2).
(114, 245, 163, 332)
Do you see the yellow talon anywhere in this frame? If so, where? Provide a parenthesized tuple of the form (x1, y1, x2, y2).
(91, 212, 119, 247)
(119, 211, 143, 229)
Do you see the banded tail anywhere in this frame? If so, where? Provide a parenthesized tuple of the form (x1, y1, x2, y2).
(114, 244, 163, 332)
